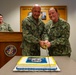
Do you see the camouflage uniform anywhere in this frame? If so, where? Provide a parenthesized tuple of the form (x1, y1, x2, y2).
(0, 22, 13, 32)
(43, 18, 72, 57)
(21, 16, 45, 56)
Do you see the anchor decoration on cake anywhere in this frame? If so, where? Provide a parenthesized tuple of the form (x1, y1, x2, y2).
(4, 45, 17, 57)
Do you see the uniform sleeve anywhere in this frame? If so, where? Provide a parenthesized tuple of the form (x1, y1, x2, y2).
(22, 20, 39, 44)
(41, 25, 49, 40)
(8, 24, 14, 32)
(51, 23, 70, 46)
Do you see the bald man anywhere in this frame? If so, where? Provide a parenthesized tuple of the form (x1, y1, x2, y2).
(21, 4, 45, 56)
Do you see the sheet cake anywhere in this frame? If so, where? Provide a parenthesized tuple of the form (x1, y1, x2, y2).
(14, 56, 59, 71)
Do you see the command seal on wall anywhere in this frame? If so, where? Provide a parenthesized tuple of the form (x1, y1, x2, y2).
(4, 45, 17, 57)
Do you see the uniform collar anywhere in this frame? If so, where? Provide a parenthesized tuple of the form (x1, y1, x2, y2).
(52, 18, 60, 27)
(29, 15, 42, 25)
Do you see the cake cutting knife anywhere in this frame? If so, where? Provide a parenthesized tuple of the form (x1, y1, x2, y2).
(45, 47, 52, 70)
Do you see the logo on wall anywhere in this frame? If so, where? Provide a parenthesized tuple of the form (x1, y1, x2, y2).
(4, 45, 17, 57)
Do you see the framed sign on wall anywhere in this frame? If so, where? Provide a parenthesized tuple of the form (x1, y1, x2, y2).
(20, 6, 67, 32)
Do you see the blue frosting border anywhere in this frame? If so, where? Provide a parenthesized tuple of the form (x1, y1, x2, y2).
(16, 67, 57, 71)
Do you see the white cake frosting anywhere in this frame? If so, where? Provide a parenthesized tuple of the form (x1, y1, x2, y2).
(15, 56, 57, 71)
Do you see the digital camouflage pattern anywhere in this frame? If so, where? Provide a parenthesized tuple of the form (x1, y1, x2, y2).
(43, 18, 72, 56)
(21, 16, 45, 56)
(0, 22, 13, 32)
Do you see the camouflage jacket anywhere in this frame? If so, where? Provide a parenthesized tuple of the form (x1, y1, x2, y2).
(21, 16, 45, 56)
(0, 22, 13, 32)
(44, 18, 72, 56)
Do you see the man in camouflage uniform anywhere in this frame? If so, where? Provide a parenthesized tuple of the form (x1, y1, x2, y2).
(21, 4, 45, 56)
(41, 7, 71, 57)
(0, 14, 13, 32)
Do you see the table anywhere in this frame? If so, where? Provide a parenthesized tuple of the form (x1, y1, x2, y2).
(0, 56, 76, 75)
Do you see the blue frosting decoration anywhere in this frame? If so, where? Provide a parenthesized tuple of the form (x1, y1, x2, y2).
(16, 67, 57, 71)
(26, 57, 47, 63)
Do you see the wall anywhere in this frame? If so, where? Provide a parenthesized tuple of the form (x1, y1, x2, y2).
(0, 0, 69, 32)
(0, 0, 76, 61)
(67, 0, 76, 61)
